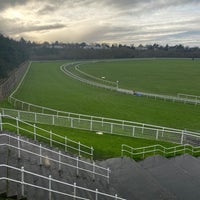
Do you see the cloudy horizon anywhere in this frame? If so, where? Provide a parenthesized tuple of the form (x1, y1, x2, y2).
(0, 0, 200, 47)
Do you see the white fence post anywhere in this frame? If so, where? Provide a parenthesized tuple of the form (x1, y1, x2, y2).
(91, 146, 94, 160)
(73, 182, 76, 199)
(52, 115, 55, 125)
(0, 113, 2, 131)
(132, 126, 135, 137)
(71, 118, 73, 128)
(50, 130, 52, 147)
(39, 144, 42, 165)
(21, 166, 25, 197)
(95, 189, 98, 200)
(59, 150, 61, 171)
(18, 136, 21, 159)
(156, 129, 159, 140)
(65, 136, 67, 152)
(76, 157, 79, 177)
(16, 117, 19, 135)
(90, 117, 93, 131)
(92, 161, 95, 181)
(181, 131, 184, 144)
(34, 124, 36, 141)
(49, 175, 52, 200)
(115, 194, 118, 200)
(107, 168, 110, 184)
(78, 142, 81, 157)
(110, 123, 113, 134)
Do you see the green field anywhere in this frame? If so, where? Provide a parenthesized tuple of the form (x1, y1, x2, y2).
(13, 59, 200, 131)
(2, 59, 199, 160)
(80, 59, 200, 95)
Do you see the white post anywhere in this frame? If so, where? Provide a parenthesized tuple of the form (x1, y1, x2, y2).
(52, 115, 55, 125)
(91, 147, 94, 160)
(132, 126, 135, 137)
(92, 161, 95, 181)
(107, 168, 110, 184)
(34, 124, 36, 141)
(73, 183, 76, 199)
(18, 136, 21, 159)
(95, 189, 98, 200)
(110, 123, 113, 134)
(71, 118, 73, 128)
(78, 142, 81, 157)
(0, 113, 2, 131)
(115, 194, 118, 200)
(21, 166, 24, 197)
(39, 144, 42, 165)
(90, 118, 93, 131)
(49, 175, 52, 200)
(65, 136, 67, 152)
(59, 150, 61, 171)
(76, 157, 79, 177)
(181, 131, 184, 144)
(16, 117, 19, 135)
(50, 130, 52, 147)
(156, 129, 159, 140)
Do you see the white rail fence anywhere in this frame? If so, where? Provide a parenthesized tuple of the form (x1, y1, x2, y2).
(0, 113, 94, 159)
(0, 133, 110, 182)
(121, 144, 200, 159)
(60, 63, 117, 91)
(61, 62, 200, 105)
(2, 108, 200, 146)
(0, 164, 125, 200)
(74, 63, 117, 87)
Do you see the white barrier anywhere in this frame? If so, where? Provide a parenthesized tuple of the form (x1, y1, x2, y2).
(0, 113, 94, 159)
(2, 108, 200, 146)
(0, 164, 125, 200)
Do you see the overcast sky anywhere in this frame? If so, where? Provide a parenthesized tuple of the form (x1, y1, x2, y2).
(0, 0, 200, 46)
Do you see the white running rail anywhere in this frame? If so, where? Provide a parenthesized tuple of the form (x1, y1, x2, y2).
(0, 133, 110, 182)
(2, 108, 200, 146)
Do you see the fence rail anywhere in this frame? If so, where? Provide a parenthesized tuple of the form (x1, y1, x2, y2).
(121, 144, 200, 160)
(61, 61, 200, 105)
(0, 133, 110, 182)
(0, 113, 93, 159)
(2, 108, 200, 146)
(0, 164, 125, 200)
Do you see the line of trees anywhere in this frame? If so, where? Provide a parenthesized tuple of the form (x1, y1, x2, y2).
(0, 34, 29, 79)
(1, 33, 200, 79)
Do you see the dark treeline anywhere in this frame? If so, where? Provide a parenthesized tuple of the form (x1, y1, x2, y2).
(0, 34, 29, 79)
(1, 33, 200, 79)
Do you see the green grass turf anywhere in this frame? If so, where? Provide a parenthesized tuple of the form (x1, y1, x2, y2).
(12, 60, 200, 132)
(80, 59, 200, 95)
(24, 123, 177, 160)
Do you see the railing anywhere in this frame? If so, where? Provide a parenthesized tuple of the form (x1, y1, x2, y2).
(0, 113, 94, 159)
(2, 108, 200, 146)
(0, 133, 110, 182)
(74, 63, 117, 87)
(60, 63, 117, 91)
(121, 144, 200, 160)
(0, 164, 125, 200)
(61, 61, 200, 105)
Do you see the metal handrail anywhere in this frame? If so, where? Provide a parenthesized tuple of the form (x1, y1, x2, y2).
(0, 133, 110, 182)
(0, 164, 125, 200)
